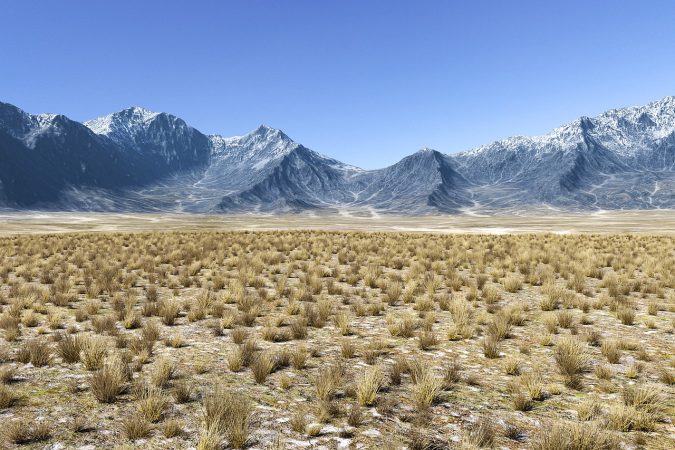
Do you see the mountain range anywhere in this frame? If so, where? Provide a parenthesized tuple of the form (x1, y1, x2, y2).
(1, 96, 674, 214)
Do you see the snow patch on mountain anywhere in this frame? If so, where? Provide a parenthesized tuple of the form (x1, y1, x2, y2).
(210, 125, 298, 167)
(85, 107, 160, 136)
(460, 95, 675, 159)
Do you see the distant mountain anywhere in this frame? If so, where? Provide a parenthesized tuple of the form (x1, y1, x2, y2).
(0, 96, 673, 213)
(0, 102, 141, 207)
(84, 107, 211, 175)
(349, 149, 471, 213)
(454, 96, 675, 210)
(216, 137, 364, 212)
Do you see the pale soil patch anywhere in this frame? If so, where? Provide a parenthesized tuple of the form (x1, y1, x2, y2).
(0, 209, 674, 235)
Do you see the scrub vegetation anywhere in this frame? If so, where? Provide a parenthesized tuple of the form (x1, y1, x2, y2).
(0, 231, 673, 448)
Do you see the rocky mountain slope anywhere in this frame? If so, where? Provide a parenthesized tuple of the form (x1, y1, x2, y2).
(0, 96, 673, 213)
(454, 96, 675, 211)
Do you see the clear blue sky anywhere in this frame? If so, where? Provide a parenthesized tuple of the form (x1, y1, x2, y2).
(2, 1, 674, 169)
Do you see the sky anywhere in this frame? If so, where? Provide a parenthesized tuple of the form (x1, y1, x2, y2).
(2, 1, 675, 169)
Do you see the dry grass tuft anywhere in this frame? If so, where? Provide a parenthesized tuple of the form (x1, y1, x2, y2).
(554, 337, 589, 387)
(411, 368, 444, 411)
(122, 413, 152, 440)
(201, 386, 253, 449)
(0, 383, 19, 408)
(90, 353, 128, 403)
(356, 365, 385, 406)
(56, 332, 82, 363)
(80, 336, 108, 370)
(251, 351, 275, 384)
(532, 421, 619, 450)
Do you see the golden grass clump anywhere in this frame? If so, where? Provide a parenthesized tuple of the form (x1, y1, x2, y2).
(314, 363, 344, 403)
(554, 337, 589, 387)
(251, 351, 275, 384)
(200, 386, 253, 449)
(355, 365, 385, 406)
(121, 413, 152, 440)
(89, 352, 128, 403)
(80, 336, 108, 370)
(601, 339, 622, 364)
(136, 384, 169, 423)
(411, 367, 444, 411)
(532, 421, 619, 450)
(56, 332, 82, 363)
(0, 383, 19, 408)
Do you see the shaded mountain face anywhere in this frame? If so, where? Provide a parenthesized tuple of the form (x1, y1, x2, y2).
(350, 149, 471, 213)
(84, 107, 211, 176)
(0, 102, 142, 207)
(207, 125, 302, 192)
(0, 96, 674, 213)
(217, 145, 364, 212)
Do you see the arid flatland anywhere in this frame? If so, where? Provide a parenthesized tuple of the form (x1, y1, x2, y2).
(0, 221, 673, 449)
(1, 210, 675, 235)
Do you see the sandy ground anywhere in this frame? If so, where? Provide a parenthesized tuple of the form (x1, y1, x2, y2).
(0, 210, 674, 235)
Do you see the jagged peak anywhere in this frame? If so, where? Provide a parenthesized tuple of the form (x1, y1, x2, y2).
(98, 106, 163, 123)
(84, 106, 169, 137)
(386, 147, 445, 168)
(253, 124, 277, 133)
(650, 95, 675, 107)
(460, 95, 675, 158)
(402, 147, 445, 161)
(249, 124, 290, 140)
(0, 102, 65, 127)
(598, 95, 675, 120)
(35, 113, 61, 127)
(119, 106, 162, 121)
(0, 101, 26, 113)
(629, 95, 675, 112)
(416, 147, 436, 154)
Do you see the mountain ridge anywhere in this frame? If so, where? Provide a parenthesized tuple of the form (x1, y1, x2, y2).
(1, 96, 673, 213)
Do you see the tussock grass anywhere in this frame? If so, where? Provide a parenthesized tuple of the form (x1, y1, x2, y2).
(0, 383, 19, 408)
(201, 386, 253, 449)
(554, 337, 589, 387)
(24, 338, 51, 367)
(90, 353, 128, 403)
(122, 413, 152, 440)
(251, 351, 275, 384)
(532, 421, 619, 450)
(80, 336, 107, 370)
(4, 418, 52, 444)
(411, 368, 443, 411)
(314, 363, 344, 402)
(356, 365, 385, 406)
(56, 332, 82, 363)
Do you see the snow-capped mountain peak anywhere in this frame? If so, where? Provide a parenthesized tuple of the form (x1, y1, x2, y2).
(19, 113, 65, 148)
(84, 106, 162, 138)
(208, 134, 241, 153)
(35, 113, 59, 124)
(82, 106, 212, 171)
(252, 124, 282, 134)
(576, 95, 675, 156)
(416, 147, 435, 154)
(460, 95, 675, 159)
(208, 124, 299, 172)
